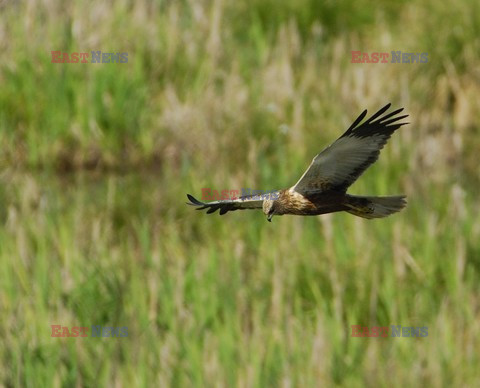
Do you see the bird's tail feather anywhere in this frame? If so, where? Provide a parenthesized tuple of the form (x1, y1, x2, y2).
(345, 194, 406, 219)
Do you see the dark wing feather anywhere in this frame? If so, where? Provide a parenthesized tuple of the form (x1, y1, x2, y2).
(292, 103, 408, 195)
(186, 193, 267, 215)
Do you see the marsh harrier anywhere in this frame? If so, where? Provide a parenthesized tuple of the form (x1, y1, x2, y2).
(187, 103, 408, 222)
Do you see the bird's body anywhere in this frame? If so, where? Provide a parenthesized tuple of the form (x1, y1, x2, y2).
(187, 103, 408, 222)
(266, 189, 347, 216)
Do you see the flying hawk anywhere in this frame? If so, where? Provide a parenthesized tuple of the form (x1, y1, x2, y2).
(187, 103, 408, 222)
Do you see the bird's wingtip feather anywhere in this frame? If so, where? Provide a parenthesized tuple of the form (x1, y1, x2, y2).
(186, 194, 204, 206)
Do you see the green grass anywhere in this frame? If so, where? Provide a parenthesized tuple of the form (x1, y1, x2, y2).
(1, 0, 480, 386)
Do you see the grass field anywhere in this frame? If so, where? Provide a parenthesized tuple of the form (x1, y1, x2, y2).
(1, 0, 480, 386)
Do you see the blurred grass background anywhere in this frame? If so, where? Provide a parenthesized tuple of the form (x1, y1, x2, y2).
(1, 0, 480, 386)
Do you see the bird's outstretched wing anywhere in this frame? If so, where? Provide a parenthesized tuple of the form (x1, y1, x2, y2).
(292, 103, 408, 195)
(186, 193, 268, 215)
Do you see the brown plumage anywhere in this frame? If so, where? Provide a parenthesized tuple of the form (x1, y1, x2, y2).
(187, 103, 408, 222)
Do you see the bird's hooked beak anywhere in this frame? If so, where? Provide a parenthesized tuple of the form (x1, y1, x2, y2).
(267, 214, 273, 222)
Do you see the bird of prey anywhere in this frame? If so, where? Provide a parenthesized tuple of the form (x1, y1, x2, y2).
(187, 103, 408, 222)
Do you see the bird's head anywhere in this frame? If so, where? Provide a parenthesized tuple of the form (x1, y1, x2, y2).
(263, 198, 276, 222)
